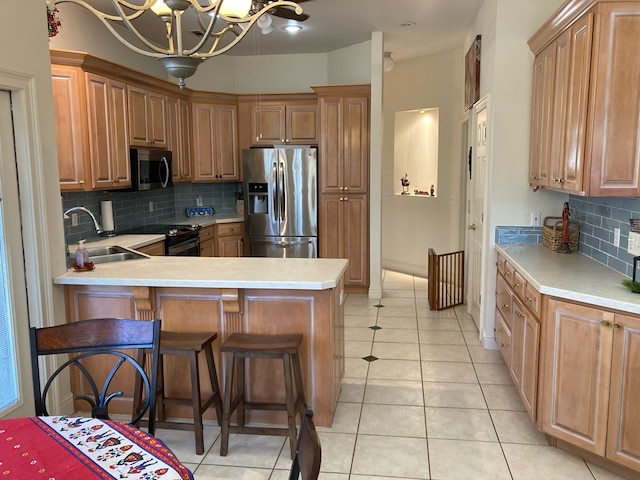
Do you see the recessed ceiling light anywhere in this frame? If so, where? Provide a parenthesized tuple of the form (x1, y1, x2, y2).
(283, 24, 302, 34)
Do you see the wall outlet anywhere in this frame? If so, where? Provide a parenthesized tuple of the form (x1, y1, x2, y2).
(449, 194, 457, 204)
(531, 211, 541, 226)
(614, 227, 621, 247)
(71, 213, 78, 226)
(149, 201, 154, 212)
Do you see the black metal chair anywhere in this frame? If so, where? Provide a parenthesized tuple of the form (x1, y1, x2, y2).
(289, 409, 321, 480)
(29, 318, 161, 435)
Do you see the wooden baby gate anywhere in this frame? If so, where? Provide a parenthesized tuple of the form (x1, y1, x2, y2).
(428, 249, 465, 311)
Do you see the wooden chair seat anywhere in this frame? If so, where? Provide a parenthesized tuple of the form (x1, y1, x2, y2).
(220, 333, 307, 459)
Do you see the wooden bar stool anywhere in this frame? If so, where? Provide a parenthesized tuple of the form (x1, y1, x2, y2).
(219, 333, 307, 459)
(137, 331, 223, 455)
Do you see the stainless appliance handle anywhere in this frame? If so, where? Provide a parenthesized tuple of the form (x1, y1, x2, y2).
(272, 162, 278, 223)
(278, 160, 285, 222)
(252, 238, 314, 245)
(160, 156, 170, 188)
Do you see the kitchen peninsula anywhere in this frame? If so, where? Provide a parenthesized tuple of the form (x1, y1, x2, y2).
(54, 254, 348, 428)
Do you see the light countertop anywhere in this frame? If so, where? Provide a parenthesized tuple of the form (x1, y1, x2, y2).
(496, 244, 640, 314)
(54, 256, 348, 290)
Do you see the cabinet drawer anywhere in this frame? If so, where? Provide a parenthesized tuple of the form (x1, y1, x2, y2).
(496, 252, 507, 276)
(511, 269, 526, 300)
(523, 283, 542, 318)
(495, 308, 512, 366)
(503, 261, 515, 283)
(495, 274, 513, 330)
(216, 222, 243, 236)
(199, 225, 214, 241)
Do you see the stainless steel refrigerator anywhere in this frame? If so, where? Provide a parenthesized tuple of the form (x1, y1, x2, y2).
(243, 146, 318, 258)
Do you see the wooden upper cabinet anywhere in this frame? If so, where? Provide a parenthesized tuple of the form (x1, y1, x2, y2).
(250, 101, 318, 146)
(317, 94, 369, 194)
(191, 101, 239, 182)
(85, 73, 131, 190)
(529, 1, 640, 196)
(128, 85, 168, 148)
(167, 96, 192, 183)
(51, 65, 89, 191)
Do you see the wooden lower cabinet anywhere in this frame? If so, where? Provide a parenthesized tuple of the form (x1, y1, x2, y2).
(63, 283, 343, 428)
(214, 222, 243, 257)
(136, 241, 165, 256)
(542, 298, 640, 473)
(199, 225, 215, 257)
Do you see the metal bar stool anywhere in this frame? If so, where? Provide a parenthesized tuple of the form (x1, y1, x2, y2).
(220, 333, 307, 459)
(137, 331, 224, 455)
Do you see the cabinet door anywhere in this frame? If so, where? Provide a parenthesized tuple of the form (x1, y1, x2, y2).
(548, 30, 571, 188)
(542, 298, 613, 455)
(495, 274, 513, 330)
(217, 236, 243, 257)
(136, 241, 165, 256)
(606, 313, 640, 471)
(251, 104, 286, 145)
(128, 86, 167, 148)
(494, 307, 512, 367)
(319, 98, 343, 193)
(192, 103, 215, 181)
(343, 97, 369, 193)
(51, 66, 89, 191)
(588, 5, 640, 196)
(517, 299, 540, 421)
(215, 104, 239, 180)
(287, 104, 318, 144)
(167, 96, 192, 183)
(108, 80, 131, 188)
(529, 42, 556, 188)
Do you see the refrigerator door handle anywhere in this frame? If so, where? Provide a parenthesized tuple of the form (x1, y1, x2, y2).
(279, 160, 286, 223)
(271, 161, 278, 223)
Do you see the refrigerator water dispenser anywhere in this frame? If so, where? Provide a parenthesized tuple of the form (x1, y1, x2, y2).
(248, 183, 269, 214)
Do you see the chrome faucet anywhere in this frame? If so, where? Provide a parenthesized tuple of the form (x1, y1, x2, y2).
(63, 206, 103, 235)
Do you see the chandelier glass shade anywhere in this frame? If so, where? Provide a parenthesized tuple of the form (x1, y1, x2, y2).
(46, 0, 304, 88)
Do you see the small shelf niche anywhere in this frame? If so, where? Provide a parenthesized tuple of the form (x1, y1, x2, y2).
(394, 108, 439, 197)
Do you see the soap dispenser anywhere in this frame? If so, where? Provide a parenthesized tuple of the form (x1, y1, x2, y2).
(75, 239, 89, 268)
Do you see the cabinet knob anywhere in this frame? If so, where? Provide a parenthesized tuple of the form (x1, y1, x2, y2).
(612, 321, 621, 330)
(344, 187, 349, 191)
(601, 320, 611, 328)
(502, 304, 509, 309)
(525, 296, 533, 302)
(513, 282, 521, 288)
(500, 343, 508, 348)
(516, 311, 525, 319)
(467, 224, 477, 231)
(504, 272, 511, 277)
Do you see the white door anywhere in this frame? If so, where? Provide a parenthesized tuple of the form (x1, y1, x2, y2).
(467, 98, 488, 330)
(0, 90, 34, 417)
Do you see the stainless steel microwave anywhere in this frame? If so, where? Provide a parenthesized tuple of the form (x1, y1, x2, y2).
(130, 147, 173, 191)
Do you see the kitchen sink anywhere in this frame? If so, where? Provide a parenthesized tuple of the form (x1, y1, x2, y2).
(67, 245, 149, 267)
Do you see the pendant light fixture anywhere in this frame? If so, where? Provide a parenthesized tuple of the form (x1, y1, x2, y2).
(46, 0, 304, 88)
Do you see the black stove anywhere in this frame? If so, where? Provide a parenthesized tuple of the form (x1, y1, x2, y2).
(120, 224, 201, 255)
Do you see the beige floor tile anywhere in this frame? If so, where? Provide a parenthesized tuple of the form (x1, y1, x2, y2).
(463, 329, 483, 346)
(382, 288, 417, 299)
(314, 432, 357, 473)
(423, 382, 487, 409)
(474, 362, 514, 385)
(203, 434, 285, 468)
(426, 407, 497, 442)
(418, 329, 466, 345)
(490, 410, 547, 445)
(364, 379, 424, 406)
(345, 314, 378, 327)
(317, 474, 350, 480)
(351, 435, 429, 478)
(373, 328, 419, 344)
(376, 315, 418, 329)
(377, 305, 418, 318)
(417, 308, 458, 319)
(420, 344, 471, 362)
(344, 357, 369, 379)
(345, 340, 373, 358)
(482, 384, 527, 411)
(345, 295, 379, 306)
(339, 377, 366, 403)
(157, 426, 220, 465)
(193, 464, 272, 479)
(502, 443, 595, 479)
(317, 402, 361, 434)
(468, 345, 506, 364)
(421, 361, 478, 383)
(587, 462, 631, 480)
(458, 317, 480, 332)
(345, 327, 375, 342)
(372, 341, 421, 360)
(417, 316, 461, 331)
(359, 403, 426, 437)
(376, 297, 417, 307)
(344, 304, 380, 316)
(367, 359, 423, 381)
(428, 439, 511, 480)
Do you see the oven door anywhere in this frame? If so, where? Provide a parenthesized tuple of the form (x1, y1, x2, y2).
(167, 236, 200, 256)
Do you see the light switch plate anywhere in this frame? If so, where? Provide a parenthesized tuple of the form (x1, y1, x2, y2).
(531, 211, 541, 227)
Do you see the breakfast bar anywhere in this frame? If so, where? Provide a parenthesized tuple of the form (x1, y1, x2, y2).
(54, 255, 348, 428)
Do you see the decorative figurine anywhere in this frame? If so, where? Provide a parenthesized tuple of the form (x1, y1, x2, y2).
(430, 184, 435, 196)
(558, 201, 572, 253)
(401, 173, 410, 195)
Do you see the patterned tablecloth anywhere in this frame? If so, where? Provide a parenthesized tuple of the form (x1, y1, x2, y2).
(0, 416, 193, 479)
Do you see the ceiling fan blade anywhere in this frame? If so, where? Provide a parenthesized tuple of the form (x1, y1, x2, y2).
(270, 5, 310, 21)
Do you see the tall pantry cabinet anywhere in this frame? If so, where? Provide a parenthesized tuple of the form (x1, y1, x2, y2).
(314, 85, 370, 292)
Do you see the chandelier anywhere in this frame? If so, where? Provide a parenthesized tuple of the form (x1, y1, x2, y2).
(46, 0, 304, 88)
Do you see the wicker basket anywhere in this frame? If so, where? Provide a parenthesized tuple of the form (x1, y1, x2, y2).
(542, 216, 579, 252)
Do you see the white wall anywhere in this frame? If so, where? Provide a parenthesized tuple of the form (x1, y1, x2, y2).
(381, 49, 465, 276)
(467, 0, 567, 346)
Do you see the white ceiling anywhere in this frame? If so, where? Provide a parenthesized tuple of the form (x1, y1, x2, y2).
(86, 0, 484, 61)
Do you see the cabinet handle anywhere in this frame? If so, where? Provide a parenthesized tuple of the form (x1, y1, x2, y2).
(500, 343, 508, 348)
(504, 272, 511, 277)
(344, 187, 349, 191)
(502, 304, 509, 309)
(525, 296, 533, 302)
(612, 321, 621, 330)
(601, 320, 611, 328)
(516, 311, 525, 319)
(513, 282, 521, 288)
(79, 180, 85, 185)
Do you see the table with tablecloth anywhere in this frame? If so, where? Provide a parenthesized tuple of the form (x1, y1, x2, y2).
(0, 415, 193, 479)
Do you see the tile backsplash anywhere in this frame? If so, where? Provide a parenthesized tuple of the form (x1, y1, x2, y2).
(496, 195, 640, 279)
(62, 182, 242, 244)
